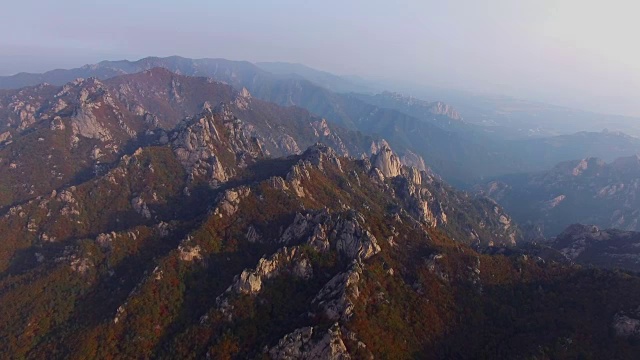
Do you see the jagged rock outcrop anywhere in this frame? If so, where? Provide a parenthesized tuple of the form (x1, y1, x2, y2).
(279, 211, 331, 250)
(215, 187, 251, 217)
(224, 246, 313, 296)
(301, 143, 343, 172)
(333, 213, 380, 260)
(427, 101, 462, 120)
(234, 87, 252, 110)
(390, 164, 519, 245)
(371, 145, 402, 178)
(268, 324, 351, 360)
(312, 263, 363, 321)
(170, 112, 229, 183)
(131, 196, 152, 219)
(613, 307, 640, 338)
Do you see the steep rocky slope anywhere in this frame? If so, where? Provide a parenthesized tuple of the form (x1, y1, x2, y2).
(480, 155, 640, 238)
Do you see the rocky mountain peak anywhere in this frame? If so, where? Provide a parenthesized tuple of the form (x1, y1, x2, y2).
(428, 101, 463, 120)
(570, 157, 605, 176)
(300, 143, 342, 171)
(235, 87, 252, 110)
(371, 144, 402, 178)
(240, 87, 251, 99)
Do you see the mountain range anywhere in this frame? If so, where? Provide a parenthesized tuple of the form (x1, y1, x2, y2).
(2, 57, 640, 358)
(480, 155, 640, 238)
(3, 56, 640, 188)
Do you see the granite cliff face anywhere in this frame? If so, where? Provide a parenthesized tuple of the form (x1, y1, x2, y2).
(371, 145, 403, 178)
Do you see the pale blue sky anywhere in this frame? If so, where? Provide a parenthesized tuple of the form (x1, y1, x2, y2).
(1, 0, 639, 116)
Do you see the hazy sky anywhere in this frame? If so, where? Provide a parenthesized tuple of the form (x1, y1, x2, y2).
(1, 0, 639, 116)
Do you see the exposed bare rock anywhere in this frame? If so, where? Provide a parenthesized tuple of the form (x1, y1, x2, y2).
(400, 150, 427, 172)
(131, 196, 152, 219)
(369, 167, 385, 183)
(425, 254, 449, 282)
(215, 187, 251, 217)
(16, 102, 37, 130)
(268, 324, 351, 360)
(96, 232, 115, 250)
(427, 101, 462, 120)
(289, 179, 306, 198)
(0, 131, 11, 144)
(57, 188, 80, 216)
(613, 308, 640, 338)
(572, 158, 591, 176)
(286, 161, 312, 198)
(281, 213, 314, 244)
(170, 104, 265, 185)
(333, 213, 380, 260)
(178, 245, 202, 262)
(155, 222, 170, 237)
(490, 203, 517, 245)
(358, 91, 463, 121)
(39, 233, 56, 242)
(226, 246, 312, 296)
(278, 134, 301, 154)
(299, 143, 342, 172)
(235, 87, 252, 110)
(371, 145, 402, 178)
(369, 139, 390, 158)
(279, 211, 331, 251)
(405, 167, 422, 187)
(313, 263, 363, 321)
(171, 113, 228, 183)
(246, 225, 263, 243)
(312, 118, 331, 137)
(55, 246, 93, 274)
(543, 194, 566, 210)
(555, 224, 609, 261)
(268, 176, 289, 191)
(71, 105, 113, 143)
(50, 116, 66, 131)
(69, 256, 93, 274)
